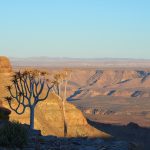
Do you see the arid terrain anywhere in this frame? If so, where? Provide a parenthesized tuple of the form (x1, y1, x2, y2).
(10, 58, 150, 127)
(0, 56, 110, 138)
(1, 57, 150, 149)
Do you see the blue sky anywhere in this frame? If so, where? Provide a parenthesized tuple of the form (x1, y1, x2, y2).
(0, 0, 150, 58)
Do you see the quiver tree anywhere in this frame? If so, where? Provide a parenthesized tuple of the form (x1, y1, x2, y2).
(5, 70, 54, 129)
(53, 69, 72, 100)
(53, 69, 72, 136)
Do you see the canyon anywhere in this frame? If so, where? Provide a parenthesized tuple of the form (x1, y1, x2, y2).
(1, 57, 150, 149)
(5, 57, 150, 127)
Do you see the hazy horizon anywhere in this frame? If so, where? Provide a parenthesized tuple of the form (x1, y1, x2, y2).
(8, 56, 150, 60)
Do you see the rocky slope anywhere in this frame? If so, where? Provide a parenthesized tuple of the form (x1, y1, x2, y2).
(24, 132, 138, 150)
(0, 125, 139, 150)
(7, 66, 150, 126)
(0, 56, 12, 73)
(0, 56, 12, 108)
(0, 57, 110, 138)
(68, 69, 150, 100)
(3, 93, 109, 138)
(1, 56, 150, 139)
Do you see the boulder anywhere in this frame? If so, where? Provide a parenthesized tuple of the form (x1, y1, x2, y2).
(0, 107, 11, 121)
(127, 122, 140, 129)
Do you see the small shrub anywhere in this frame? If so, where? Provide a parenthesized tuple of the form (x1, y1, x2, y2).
(0, 112, 9, 120)
(0, 121, 29, 148)
(0, 107, 10, 121)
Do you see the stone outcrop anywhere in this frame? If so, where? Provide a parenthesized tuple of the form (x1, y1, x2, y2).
(0, 56, 12, 73)
(5, 93, 110, 138)
(0, 58, 109, 138)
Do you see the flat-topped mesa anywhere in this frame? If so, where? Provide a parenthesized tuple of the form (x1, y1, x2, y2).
(0, 56, 12, 73)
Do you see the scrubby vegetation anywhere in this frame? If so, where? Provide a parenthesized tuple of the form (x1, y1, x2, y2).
(0, 112, 8, 120)
(0, 107, 11, 120)
(0, 111, 8, 120)
(0, 121, 29, 148)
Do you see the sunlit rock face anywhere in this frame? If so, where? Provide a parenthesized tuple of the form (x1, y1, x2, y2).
(5, 93, 110, 138)
(0, 56, 12, 109)
(42, 93, 110, 138)
(0, 56, 12, 73)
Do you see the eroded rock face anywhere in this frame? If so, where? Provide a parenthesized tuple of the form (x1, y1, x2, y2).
(4, 93, 110, 138)
(0, 56, 12, 108)
(0, 56, 12, 73)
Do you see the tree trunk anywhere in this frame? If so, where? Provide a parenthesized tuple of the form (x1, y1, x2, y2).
(30, 106, 35, 129)
(64, 80, 67, 100)
(62, 99, 67, 137)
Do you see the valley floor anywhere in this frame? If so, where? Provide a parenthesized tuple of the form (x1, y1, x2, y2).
(72, 96, 150, 127)
(71, 96, 150, 150)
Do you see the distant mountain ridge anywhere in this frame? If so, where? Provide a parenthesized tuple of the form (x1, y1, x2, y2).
(10, 57, 150, 61)
(10, 57, 150, 68)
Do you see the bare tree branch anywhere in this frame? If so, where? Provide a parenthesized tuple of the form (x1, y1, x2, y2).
(5, 70, 54, 129)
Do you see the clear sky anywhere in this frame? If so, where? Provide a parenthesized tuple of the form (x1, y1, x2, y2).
(0, 0, 150, 58)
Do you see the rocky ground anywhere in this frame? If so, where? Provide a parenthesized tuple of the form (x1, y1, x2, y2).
(0, 129, 139, 150)
(24, 136, 138, 150)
